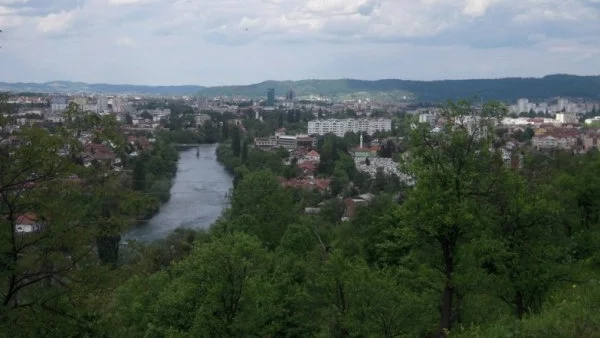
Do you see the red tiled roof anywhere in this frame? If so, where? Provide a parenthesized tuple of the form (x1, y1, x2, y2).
(280, 178, 330, 191)
(16, 212, 37, 225)
(307, 150, 320, 157)
(84, 143, 116, 161)
(298, 162, 317, 172)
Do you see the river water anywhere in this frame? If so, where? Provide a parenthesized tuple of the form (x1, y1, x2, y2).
(123, 144, 232, 242)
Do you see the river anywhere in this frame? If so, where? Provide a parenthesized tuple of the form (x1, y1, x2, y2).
(123, 144, 233, 242)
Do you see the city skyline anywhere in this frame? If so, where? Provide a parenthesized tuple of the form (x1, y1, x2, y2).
(1, 0, 600, 86)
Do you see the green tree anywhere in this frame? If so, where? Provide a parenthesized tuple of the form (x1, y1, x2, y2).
(221, 121, 229, 140)
(141, 111, 153, 120)
(231, 126, 241, 157)
(392, 100, 507, 335)
(131, 156, 146, 191)
(481, 170, 566, 319)
(229, 170, 296, 248)
(109, 232, 271, 337)
(241, 140, 248, 163)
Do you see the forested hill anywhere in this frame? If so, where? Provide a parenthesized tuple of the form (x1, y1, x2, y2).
(2, 74, 599, 102)
(199, 74, 600, 102)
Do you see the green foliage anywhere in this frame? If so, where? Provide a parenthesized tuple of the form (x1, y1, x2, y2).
(107, 232, 271, 337)
(231, 125, 241, 157)
(229, 170, 296, 248)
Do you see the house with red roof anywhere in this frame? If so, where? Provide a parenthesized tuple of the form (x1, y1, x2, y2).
(532, 128, 580, 151)
(279, 177, 331, 193)
(15, 212, 43, 233)
(297, 161, 317, 177)
(305, 150, 320, 163)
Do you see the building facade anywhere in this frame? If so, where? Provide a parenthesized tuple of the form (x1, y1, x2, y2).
(267, 88, 275, 107)
(308, 118, 392, 137)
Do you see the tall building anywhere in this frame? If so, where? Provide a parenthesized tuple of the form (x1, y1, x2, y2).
(308, 118, 392, 137)
(50, 96, 68, 112)
(517, 98, 529, 113)
(286, 90, 295, 101)
(267, 88, 275, 107)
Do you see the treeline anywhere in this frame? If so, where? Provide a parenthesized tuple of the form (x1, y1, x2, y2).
(130, 137, 179, 212)
(196, 75, 600, 102)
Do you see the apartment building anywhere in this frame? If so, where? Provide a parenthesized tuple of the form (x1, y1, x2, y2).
(308, 118, 392, 137)
(254, 134, 317, 150)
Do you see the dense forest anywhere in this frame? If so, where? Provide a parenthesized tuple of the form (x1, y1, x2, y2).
(1, 99, 600, 337)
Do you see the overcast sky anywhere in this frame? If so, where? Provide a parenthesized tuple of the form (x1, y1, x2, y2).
(1, 0, 599, 86)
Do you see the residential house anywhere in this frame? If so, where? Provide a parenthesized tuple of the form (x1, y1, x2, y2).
(297, 161, 317, 178)
(581, 129, 600, 152)
(254, 136, 277, 150)
(341, 194, 375, 222)
(304, 150, 320, 163)
(44, 112, 65, 123)
(531, 128, 580, 151)
(83, 143, 117, 166)
(15, 212, 43, 234)
(279, 177, 331, 193)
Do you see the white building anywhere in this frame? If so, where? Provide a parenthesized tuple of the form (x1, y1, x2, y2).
(555, 113, 577, 124)
(517, 98, 531, 113)
(195, 113, 211, 125)
(308, 118, 392, 137)
(50, 96, 68, 113)
(419, 113, 437, 126)
(585, 116, 600, 125)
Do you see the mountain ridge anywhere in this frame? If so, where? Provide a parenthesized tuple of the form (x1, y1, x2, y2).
(1, 74, 600, 102)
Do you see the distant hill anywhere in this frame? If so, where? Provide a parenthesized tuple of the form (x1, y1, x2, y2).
(0, 81, 204, 96)
(1, 75, 599, 102)
(198, 79, 414, 101)
(200, 75, 600, 102)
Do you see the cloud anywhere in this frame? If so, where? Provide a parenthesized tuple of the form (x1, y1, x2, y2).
(36, 9, 76, 34)
(0, 0, 599, 85)
(462, 0, 499, 17)
(116, 36, 136, 47)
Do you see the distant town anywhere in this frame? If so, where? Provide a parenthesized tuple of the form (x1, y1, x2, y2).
(4, 87, 600, 199)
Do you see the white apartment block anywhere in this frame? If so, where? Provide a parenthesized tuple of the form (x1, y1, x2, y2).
(308, 118, 392, 137)
(418, 113, 437, 126)
(555, 113, 578, 124)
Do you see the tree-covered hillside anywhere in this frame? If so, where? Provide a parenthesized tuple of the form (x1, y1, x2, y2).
(3, 74, 600, 102)
(199, 74, 600, 102)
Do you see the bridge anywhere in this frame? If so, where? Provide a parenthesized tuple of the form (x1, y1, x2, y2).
(173, 144, 206, 147)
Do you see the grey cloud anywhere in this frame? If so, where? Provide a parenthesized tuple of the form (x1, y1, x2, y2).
(357, 1, 379, 16)
(1, 0, 600, 85)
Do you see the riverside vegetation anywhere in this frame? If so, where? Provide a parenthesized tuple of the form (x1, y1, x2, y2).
(1, 98, 600, 337)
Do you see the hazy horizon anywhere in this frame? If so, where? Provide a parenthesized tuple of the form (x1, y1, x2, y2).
(2, 73, 599, 88)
